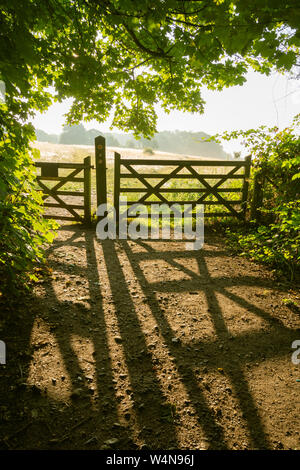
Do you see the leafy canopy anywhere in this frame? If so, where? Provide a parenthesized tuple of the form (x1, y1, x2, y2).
(1, 0, 300, 136)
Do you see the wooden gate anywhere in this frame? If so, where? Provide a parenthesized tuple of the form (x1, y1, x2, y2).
(35, 156, 92, 223)
(114, 153, 251, 229)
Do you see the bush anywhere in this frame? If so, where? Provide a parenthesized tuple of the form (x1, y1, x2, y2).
(0, 110, 57, 296)
(215, 115, 300, 279)
(226, 201, 300, 279)
(143, 147, 154, 155)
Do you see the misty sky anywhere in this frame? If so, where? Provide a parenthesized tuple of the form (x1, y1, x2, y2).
(33, 70, 300, 154)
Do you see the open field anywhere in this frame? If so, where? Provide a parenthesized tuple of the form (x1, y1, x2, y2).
(32, 141, 223, 164)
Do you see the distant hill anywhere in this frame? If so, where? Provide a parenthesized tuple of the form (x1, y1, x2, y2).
(35, 129, 59, 144)
(35, 124, 231, 159)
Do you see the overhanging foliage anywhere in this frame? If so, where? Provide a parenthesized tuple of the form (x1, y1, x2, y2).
(1, 0, 300, 135)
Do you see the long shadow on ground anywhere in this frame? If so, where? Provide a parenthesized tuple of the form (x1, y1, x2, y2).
(0, 226, 299, 450)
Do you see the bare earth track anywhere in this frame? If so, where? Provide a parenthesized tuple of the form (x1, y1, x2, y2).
(0, 224, 299, 450)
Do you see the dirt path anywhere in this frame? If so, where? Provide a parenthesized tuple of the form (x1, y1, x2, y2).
(0, 225, 299, 450)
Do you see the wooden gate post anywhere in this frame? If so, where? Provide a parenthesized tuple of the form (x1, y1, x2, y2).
(250, 172, 264, 222)
(84, 156, 91, 224)
(114, 152, 120, 236)
(241, 155, 252, 220)
(95, 135, 107, 215)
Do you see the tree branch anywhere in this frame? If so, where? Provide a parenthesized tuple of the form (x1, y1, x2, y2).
(165, 16, 214, 30)
(124, 25, 171, 58)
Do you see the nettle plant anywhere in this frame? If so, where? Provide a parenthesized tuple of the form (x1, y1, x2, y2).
(214, 115, 300, 278)
(0, 109, 57, 295)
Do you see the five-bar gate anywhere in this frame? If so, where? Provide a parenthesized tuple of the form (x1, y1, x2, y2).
(113, 153, 251, 232)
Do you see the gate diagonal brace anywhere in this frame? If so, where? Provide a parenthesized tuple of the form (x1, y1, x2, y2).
(50, 167, 82, 193)
(187, 166, 242, 218)
(37, 179, 83, 222)
(38, 167, 83, 201)
(123, 163, 186, 204)
(122, 163, 168, 203)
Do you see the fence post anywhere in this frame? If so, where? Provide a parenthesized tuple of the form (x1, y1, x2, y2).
(242, 155, 252, 220)
(114, 152, 120, 236)
(84, 156, 91, 224)
(95, 135, 107, 216)
(250, 172, 264, 221)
